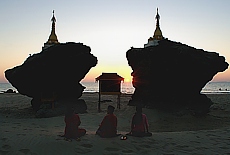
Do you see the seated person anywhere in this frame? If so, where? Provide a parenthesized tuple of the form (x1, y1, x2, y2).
(96, 105, 119, 138)
(128, 106, 152, 137)
(63, 108, 86, 140)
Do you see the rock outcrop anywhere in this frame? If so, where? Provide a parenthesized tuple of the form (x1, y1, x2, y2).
(5, 42, 97, 113)
(126, 39, 228, 115)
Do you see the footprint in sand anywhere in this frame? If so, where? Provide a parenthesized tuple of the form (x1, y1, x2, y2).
(2, 144, 11, 150)
(104, 147, 118, 152)
(166, 137, 173, 140)
(0, 138, 7, 141)
(17, 133, 26, 136)
(0, 144, 11, 155)
(170, 142, 177, 146)
(219, 146, 229, 150)
(139, 144, 151, 148)
(13, 123, 21, 127)
(195, 146, 208, 150)
(0, 150, 9, 155)
(122, 150, 134, 153)
(19, 148, 31, 154)
(130, 140, 138, 144)
(190, 140, 200, 144)
(75, 147, 92, 154)
(176, 145, 190, 149)
(81, 143, 93, 148)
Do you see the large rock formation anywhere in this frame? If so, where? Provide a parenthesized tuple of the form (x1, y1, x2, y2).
(127, 39, 228, 115)
(5, 42, 97, 113)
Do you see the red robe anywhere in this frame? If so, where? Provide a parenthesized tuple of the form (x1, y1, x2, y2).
(131, 114, 149, 133)
(97, 114, 117, 137)
(64, 114, 86, 138)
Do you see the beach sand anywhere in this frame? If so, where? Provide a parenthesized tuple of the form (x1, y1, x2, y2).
(0, 93, 230, 154)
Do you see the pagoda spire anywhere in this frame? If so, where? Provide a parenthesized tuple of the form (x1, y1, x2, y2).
(43, 10, 59, 50)
(47, 10, 59, 44)
(144, 8, 164, 47)
(42, 10, 59, 50)
(153, 8, 163, 40)
(155, 8, 160, 28)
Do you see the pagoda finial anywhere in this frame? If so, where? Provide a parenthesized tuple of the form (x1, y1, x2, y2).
(155, 8, 160, 27)
(51, 10, 56, 23)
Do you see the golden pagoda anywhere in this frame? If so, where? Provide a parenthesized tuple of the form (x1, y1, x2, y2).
(43, 10, 59, 50)
(144, 8, 164, 47)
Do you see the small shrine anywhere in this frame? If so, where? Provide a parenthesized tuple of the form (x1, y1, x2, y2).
(95, 73, 124, 112)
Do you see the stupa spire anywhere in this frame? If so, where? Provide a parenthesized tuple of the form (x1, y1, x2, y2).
(144, 8, 164, 47)
(156, 8, 160, 27)
(43, 10, 59, 50)
(153, 8, 163, 40)
(47, 10, 59, 44)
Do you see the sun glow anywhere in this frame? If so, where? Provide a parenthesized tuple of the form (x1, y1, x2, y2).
(124, 78, 130, 82)
(82, 64, 133, 82)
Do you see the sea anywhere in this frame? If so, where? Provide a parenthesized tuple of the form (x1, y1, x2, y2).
(0, 82, 230, 94)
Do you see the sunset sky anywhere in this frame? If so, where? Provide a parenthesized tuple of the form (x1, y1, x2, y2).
(0, 0, 229, 83)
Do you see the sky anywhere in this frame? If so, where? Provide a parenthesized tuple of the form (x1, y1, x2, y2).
(0, 0, 230, 83)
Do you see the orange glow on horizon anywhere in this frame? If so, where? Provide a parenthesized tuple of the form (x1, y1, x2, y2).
(212, 69, 230, 82)
(82, 64, 133, 83)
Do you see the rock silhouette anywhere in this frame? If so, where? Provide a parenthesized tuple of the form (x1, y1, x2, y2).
(5, 42, 97, 113)
(126, 39, 229, 115)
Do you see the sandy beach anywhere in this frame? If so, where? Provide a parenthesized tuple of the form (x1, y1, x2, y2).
(0, 93, 230, 155)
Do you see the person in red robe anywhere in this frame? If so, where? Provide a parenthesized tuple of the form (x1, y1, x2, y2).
(64, 108, 86, 140)
(96, 105, 118, 138)
(128, 106, 152, 137)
